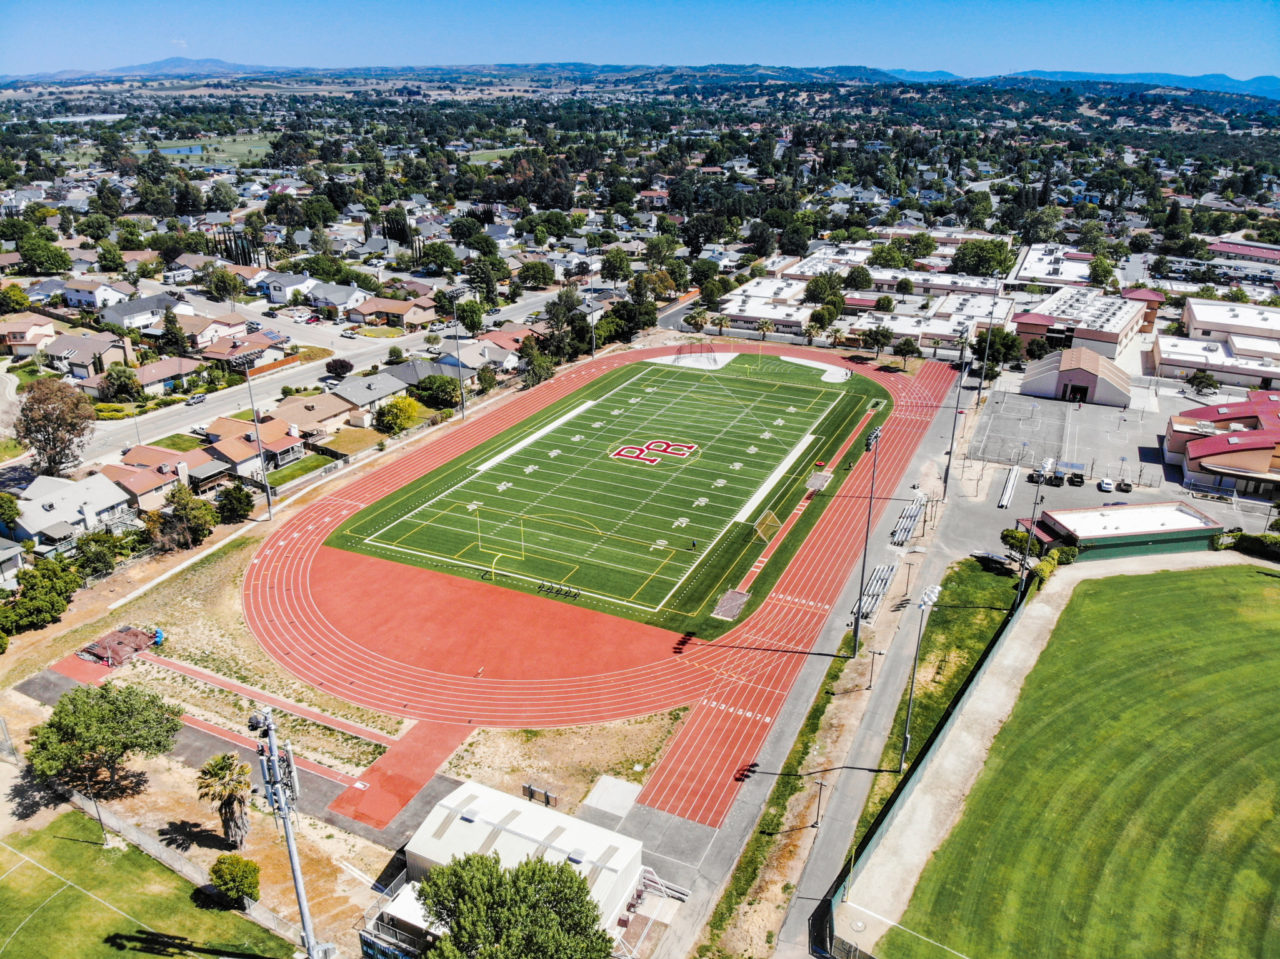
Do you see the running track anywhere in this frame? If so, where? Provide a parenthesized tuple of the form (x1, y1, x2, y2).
(243, 345, 954, 827)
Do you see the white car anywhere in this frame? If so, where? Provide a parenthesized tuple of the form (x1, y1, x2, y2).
(1098, 477, 1115, 492)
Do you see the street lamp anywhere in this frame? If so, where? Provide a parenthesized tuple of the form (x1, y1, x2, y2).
(852, 425, 883, 659)
(812, 779, 828, 829)
(899, 584, 941, 774)
(866, 649, 885, 689)
(1018, 490, 1046, 599)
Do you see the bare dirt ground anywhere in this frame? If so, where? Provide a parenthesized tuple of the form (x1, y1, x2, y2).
(443, 707, 689, 813)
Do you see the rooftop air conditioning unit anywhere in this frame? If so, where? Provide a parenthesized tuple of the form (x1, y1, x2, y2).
(1230, 422, 1249, 431)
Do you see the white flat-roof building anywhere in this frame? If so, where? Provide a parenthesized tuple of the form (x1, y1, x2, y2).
(1012, 286, 1145, 359)
(1016, 243, 1095, 286)
(867, 268, 1001, 298)
(844, 311, 975, 351)
(1183, 298, 1280, 342)
(718, 276, 813, 332)
(931, 293, 1015, 332)
(782, 244, 872, 280)
(1152, 334, 1280, 387)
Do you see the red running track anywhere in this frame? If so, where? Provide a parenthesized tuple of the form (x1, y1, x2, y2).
(242, 345, 954, 827)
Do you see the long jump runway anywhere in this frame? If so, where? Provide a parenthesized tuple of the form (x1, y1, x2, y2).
(243, 345, 954, 828)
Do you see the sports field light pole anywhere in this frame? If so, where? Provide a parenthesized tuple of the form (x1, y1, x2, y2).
(973, 271, 1003, 413)
(248, 707, 330, 959)
(852, 425, 883, 659)
(899, 584, 941, 774)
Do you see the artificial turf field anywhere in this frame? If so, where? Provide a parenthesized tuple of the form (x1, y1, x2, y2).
(329, 354, 884, 627)
(877, 565, 1280, 959)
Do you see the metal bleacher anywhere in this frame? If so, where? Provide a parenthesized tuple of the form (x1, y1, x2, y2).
(854, 563, 898, 620)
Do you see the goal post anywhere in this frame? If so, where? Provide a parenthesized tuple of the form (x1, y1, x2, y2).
(754, 509, 782, 543)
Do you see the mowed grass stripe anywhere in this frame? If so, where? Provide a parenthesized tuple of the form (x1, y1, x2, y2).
(878, 565, 1280, 959)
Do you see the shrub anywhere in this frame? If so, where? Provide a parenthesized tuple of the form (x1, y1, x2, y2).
(1054, 545, 1078, 565)
(210, 854, 260, 905)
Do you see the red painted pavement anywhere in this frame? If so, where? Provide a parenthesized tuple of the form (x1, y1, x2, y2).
(242, 346, 955, 827)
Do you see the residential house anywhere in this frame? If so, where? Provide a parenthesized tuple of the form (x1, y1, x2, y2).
(172, 312, 247, 349)
(99, 444, 214, 510)
(21, 279, 66, 304)
(347, 297, 433, 330)
(263, 272, 318, 304)
(200, 330, 287, 371)
(0, 537, 23, 590)
(203, 416, 305, 478)
(265, 392, 358, 436)
(0, 313, 57, 357)
(100, 293, 190, 331)
(307, 281, 372, 317)
(44, 331, 135, 379)
(62, 279, 129, 312)
(332, 372, 410, 412)
(67, 249, 101, 274)
(4, 474, 134, 556)
(478, 325, 533, 353)
(388, 358, 477, 391)
(78, 356, 202, 399)
(443, 342, 518, 373)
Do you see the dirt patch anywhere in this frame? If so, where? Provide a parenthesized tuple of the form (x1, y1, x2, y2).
(111, 660, 387, 776)
(442, 707, 688, 813)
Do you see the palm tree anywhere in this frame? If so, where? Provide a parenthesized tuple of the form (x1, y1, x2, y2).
(829, 328, 847, 349)
(804, 322, 821, 346)
(197, 753, 252, 849)
(714, 314, 728, 337)
(758, 319, 775, 342)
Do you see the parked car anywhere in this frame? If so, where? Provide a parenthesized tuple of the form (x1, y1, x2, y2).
(1028, 470, 1046, 484)
(1098, 477, 1115, 492)
(341, 330, 358, 339)
(1116, 480, 1133, 493)
(486, 307, 500, 316)
(245, 320, 261, 333)
(184, 393, 207, 406)
(1068, 472, 1085, 486)
(305, 316, 322, 325)
(263, 310, 278, 318)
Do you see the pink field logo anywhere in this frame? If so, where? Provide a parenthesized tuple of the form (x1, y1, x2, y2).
(611, 440, 699, 465)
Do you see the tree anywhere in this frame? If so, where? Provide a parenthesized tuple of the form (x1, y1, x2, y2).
(325, 358, 354, 378)
(417, 853, 611, 959)
(1021, 206, 1063, 244)
(600, 247, 631, 289)
(803, 271, 843, 304)
(197, 753, 252, 849)
(387, 345, 405, 365)
(18, 236, 72, 275)
(419, 241, 462, 275)
(1026, 338, 1053, 361)
(97, 240, 125, 273)
(158, 307, 188, 356)
(207, 181, 239, 213)
(779, 223, 811, 256)
(507, 277, 524, 302)
(757, 319, 775, 341)
(26, 683, 182, 792)
(685, 307, 707, 333)
(417, 374, 462, 409)
(0, 285, 31, 315)
(16, 379, 96, 476)
(971, 328, 1024, 368)
(893, 336, 922, 369)
(523, 344, 557, 387)
(863, 325, 894, 357)
(210, 855, 260, 906)
(375, 395, 419, 435)
(101, 363, 142, 402)
(874, 295, 895, 313)
(205, 266, 244, 302)
(950, 239, 1015, 277)
(149, 483, 218, 551)
(518, 261, 555, 288)
(690, 259, 720, 289)
(543, 288, 581, 360)
(747, 220, 776, 257)
(0, 491, 17, 530)
(895, 277, 915, 297)
(476, 367, 498, 394)
(1188, 369, 1220, 393)
(456, 300, 485, 337)
(845, 265, 873, 291)
(449, 217, 482, 242)
(216, 482, 254, 524)
(1088, 255, 1115, 287)
(79, 213, 113, 241)
(1128, 232, 1154, 254)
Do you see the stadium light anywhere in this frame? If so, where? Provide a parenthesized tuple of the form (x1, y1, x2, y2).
(852, 425, 883, 659)
(1018, 491, 1046, 599)
(899, 584, 941, 774)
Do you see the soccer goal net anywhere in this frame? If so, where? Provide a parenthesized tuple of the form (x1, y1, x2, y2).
(754, 509, 782, 543)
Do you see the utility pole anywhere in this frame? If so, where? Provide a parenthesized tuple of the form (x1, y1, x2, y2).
(899, 585, 941, 774)
(973, 271, 1003, 412)
(852, 426, 882, 659)
(243, 363, 274, 521)
(812, 779, 828, 828)
(249, 707, 332, 959)
(1018, 490, 1047, 599)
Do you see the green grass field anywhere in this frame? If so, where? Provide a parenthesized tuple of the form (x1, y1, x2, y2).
(0, 810, 291, 958)
(877, 565, 1280, 959)
(329, 354, 886, 632)
(152, 432, 204, 452)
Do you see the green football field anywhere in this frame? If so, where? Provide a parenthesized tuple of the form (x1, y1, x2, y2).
(875, 565, 1280, 959)
(329, 354, 884, 629)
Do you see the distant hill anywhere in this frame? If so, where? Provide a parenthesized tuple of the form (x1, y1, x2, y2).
(886, 69, 963, 83)
(1005, 70, 1280, 100)
(1, 59, 1276, 102)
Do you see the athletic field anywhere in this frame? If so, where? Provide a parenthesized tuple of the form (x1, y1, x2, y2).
(329, 354, 881, 625)
(878, 565, 1280, 959)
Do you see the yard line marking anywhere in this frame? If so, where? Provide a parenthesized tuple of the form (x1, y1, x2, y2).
(473, 401, 596, 472)
(733, 433, 819, 522)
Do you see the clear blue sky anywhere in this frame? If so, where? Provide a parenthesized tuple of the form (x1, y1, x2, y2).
(7, 0, 1279, 78)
